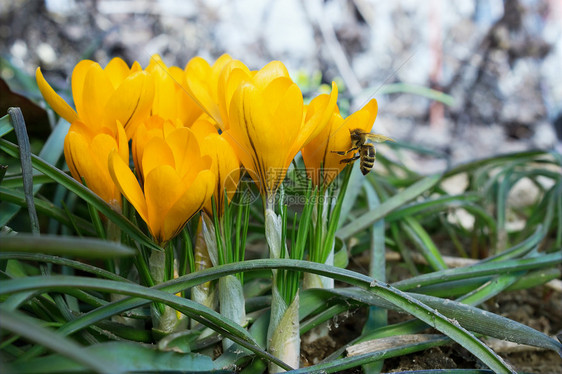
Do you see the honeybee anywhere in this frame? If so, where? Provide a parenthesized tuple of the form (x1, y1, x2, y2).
(332, 129, 394, 175)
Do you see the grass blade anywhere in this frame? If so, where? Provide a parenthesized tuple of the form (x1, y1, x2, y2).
(0, 309, 121, 374)
(0, 113, 13, 137)
(0, 138, 160, 251)
(378, 83, 456, 106)
(0, 186, 96, 235)
(11, 341, 215, 374)
(328, 287, 562, 353)
(0, 253, 131, 283)
(393, 252, 561, 290)
(0, 234, 136, 258)
(1, 259, 518, 372)
(338, 173, 442, 239)
(403, 216, 447, 270)
(0, 275, 291, 371)
(8, 107, 40, 234)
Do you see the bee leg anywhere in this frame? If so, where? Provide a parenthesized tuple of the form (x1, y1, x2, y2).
(339, 155, 360, 164)
(331, 146, 359, 155)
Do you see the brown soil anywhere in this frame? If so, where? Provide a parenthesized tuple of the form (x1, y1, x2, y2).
(300, 285, 562, 372)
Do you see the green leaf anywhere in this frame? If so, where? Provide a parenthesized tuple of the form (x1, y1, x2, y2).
(393, 252, 562, 290)
(338, 173, 442, 239)
(0, 113, 13, 137)
(336, 287, 514, 373)
(324, 287, 562, 353)
(11, 341, 216, 374)
(0, 112, 67, 227)
(337, 164, 364, 228)
(443, 150, 550, 178)
(8, 107, 40, 234)
(0, 234, 136, 258)
(0, 309, 121, 374)
(385, 193, 480, 222)
(0, 138, 160, 251)
(480, 225, 545, 263)
(403, 216, 447, 270)
(0, 252, 129, 281)
(10, 260, 516, 372)
(363, 181, 387, 332)
(378, 83, 456, 106)
(6, 259, 555, 372)
(38, 118, 69, 165)
(0, 186, 96, 235)
(0, 274, 290, 371)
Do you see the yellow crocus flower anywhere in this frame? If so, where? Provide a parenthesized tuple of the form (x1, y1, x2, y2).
(184, 54, 235, 129)
(186, 55, 340, 197)
(224, 61, 337, 197)
(36, 57, 154, 138)
(301, 99, 379, 186)
(191, 119, 240, 216)
(132, 115, 183, 186)
(145, 55, 203, 126)
(109, 127, 215, 246)
(64, 119, 129, 210)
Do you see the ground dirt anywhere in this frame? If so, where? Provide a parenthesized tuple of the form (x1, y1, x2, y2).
(299, 284, 562, 372)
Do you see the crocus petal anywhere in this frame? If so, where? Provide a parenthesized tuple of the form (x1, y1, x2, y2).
(133, 116, 179, 181)
(302, 97, 383, 186)
(162, 170, 215, 243)
(71, 60, 97, 123)
(142, 136, 175, 178)
(263, 77, 297, 115)
(105, 57, 131, 88)
(227, 78, 304, 194)
(144, 165, 184, 243)
(115, 120, 129, 168)
(185, 57, 223, 126)
(132, 118, 155, 176)
(307, 123, 344, 185)
(198, 132, 240, 215)
(253, 61, 291, 90)
(227, 84, 269, 191)
(191, 119, 219, 139)
(63, 132, 80, 181)
(108, 150, 148, 222)
(301, 82, 339, 144)
(344, 99, 378, 133)
(169, 66, 203, 125)
(65, 131, 120, 207)
(217, 61, 252, 129)
(269, 82, 304, 147)
(150, 59, 178, 119)
(165, 127, 204, 182)
(147, 55, 202, 128)
(87, 133, 123, 207)
(131, 61, 142, 73)
(81, 63, 114, 131)
(35, 68, 79, 124)
(105, 71, 154, 138)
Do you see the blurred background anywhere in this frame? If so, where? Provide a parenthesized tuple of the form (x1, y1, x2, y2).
(1, 0, 561, 173)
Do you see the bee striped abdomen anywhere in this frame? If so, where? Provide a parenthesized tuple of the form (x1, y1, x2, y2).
(332, 128, 391, 176)
(360, 143, 375, 175)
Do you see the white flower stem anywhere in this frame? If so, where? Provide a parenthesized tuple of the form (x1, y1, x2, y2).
(191, 217, 217, 326)
(265, 196, 300, 371)
(149, 248, 181, 333)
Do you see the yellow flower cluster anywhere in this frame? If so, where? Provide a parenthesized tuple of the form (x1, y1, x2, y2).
(36, 54, 381, 245)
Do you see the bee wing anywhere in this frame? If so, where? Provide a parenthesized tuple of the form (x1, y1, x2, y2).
(365, 133, 395, 143)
